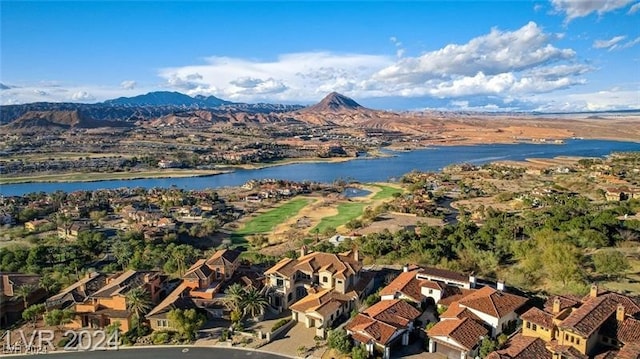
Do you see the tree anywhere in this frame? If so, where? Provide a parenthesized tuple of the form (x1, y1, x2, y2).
(223, 283, 245, 312)
(44, 309, 74, 331)
(351, 344, 369, 359)
(327, 328, 352, 354)
(167, 308, 205, 341)
(22, 303, 46, 327)
(241, 287, 268, 319)
(125, 287, 152, 327)
(89, 210, 107, 225)
(14, 283, 38, 309)
(593, 250, 630, 279)
(479, 337, 497, 358)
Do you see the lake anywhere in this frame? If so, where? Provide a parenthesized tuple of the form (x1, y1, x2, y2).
(1, 139, 639, 196)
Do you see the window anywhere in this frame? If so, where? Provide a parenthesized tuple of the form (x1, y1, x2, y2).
(287, 293, 293, 302)
(276, 278, 284, 287)
(576, 338, 580, 345)
(323, 276, 328, 283)
(337, 280, 342, 285)
(570, 336, 574, 343)
(157, 319, 168, 328)
(526, 322, 531, 329)
(565, 334, 569, 341)
(532, 324, 537, 331)
(428, 289, 433, 294)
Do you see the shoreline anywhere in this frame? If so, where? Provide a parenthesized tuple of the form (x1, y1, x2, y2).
(1, 137, 638, 186)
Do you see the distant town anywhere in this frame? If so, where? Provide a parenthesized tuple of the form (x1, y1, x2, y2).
(2, 147, 639, 358)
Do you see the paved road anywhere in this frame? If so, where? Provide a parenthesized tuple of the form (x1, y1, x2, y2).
(8, 347, 293, 359)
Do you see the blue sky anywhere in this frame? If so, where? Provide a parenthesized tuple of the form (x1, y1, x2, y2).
(1, 1, 639, 111)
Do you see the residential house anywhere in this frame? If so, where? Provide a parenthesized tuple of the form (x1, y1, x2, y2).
(380, 265, 477, 307)
(486, 334, 552, 359)
(70, 270, 164, 332)
(46, 272, 107, 310)
(427, 317, 488, 359)
(508, 284, 640, 359)
(57, 221, 91, 240)
(24, 219, 51, 232)
(346, 299, 422, 359)
(0, 273, 47, 327)
(264, 247, 374, 337)
(605, 186, 640, 201)
(146, 249, 248, 331)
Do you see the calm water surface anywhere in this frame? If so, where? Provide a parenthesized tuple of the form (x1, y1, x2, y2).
(1, 140, 638, 196)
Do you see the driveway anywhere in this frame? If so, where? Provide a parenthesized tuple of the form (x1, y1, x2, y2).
(259, 322, 320, 358)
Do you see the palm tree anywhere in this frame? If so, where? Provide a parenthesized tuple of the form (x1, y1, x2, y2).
(125, 287, 152, 327)
(14, 283, 38, 309)
(241, 287, 268, 320)
(223, 283, 245, 312)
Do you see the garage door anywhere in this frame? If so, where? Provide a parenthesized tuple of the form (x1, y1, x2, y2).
(435, 341, 463, 359)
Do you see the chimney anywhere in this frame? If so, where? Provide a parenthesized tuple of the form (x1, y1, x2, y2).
(469, 273, 476, 289)
(617, 304, 625, 322)
(497, 280, 505, 292)
(590, 283, 599, 298)
(353, 247, 359, 262)
(300, 245, 308, 258)
(552, 297, 561, 314)
(403, 264, 409, 273)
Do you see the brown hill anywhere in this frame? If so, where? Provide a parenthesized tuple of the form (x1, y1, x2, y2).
(140, 110, 301, 128)
(302, 92, 364, 113)
(2, 110, 131, 131)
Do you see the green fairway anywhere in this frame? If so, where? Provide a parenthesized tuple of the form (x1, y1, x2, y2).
(230, 198, 310, 247)
(313, 202, 366, 234)
(371, 184, 403, 200)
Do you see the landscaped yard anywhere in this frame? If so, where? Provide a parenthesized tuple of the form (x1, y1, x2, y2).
(231, 198, 311, 246)
(313, 202, 366, 234)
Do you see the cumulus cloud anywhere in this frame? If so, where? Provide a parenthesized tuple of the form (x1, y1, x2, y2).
(530, 88, 640, 112)
(120, 80, 137, 90)
(71, 91, 95, 101)
(373, 22, 573, 83)
(551, 0, 636, 22)
(157, 21, 588, 106)
(593, 35, 627, 50)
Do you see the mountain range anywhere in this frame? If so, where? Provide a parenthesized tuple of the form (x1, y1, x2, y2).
(0, 91, 366, 129)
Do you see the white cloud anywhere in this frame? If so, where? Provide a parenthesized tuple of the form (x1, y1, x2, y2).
(593, 35, 627, 49)
(528, 87, 640, 112)
(71, 91, 95, 101)
(120, 80, 137, 90)
(373, 22, 573, 83)
(551, 0, 636, 22)
(629, 2, 640, 13)
(621, 36, 640, 49)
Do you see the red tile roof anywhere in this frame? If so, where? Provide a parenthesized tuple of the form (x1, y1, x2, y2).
(439, 302, 482, 323)
(520, 307, 554, 329)
(363, 299, 421, 328)
(616, 342, 640, 359)
(458, 286, 528, 318)
(559, 296, 618, 337)
(379, 271, 424, 302)
(419, 266, 469, 283)
(486, 334, 552, 359)
(346, 313, 400, 346)
(427, 317, 488, 351)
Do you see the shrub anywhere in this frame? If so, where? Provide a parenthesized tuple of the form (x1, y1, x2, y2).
(271, 318, 291, 333)
(151, 331, 171, 345)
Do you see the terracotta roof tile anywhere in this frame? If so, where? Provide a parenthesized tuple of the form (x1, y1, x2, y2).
(559, 296, 617, 337)
(289, 289, 348, 316)
(616, 342, 640, 359)
(520, 307, 554, 329)
(379, 271, 424, 302)
(346, 313, 399, 345)
(458, 286, 528, 318)
(205, 249, 241, 267)
(440, 302, 483, 323)
(486, 334, 551, 359)
(265, 251, 361, 280)
(427, 317, 488, 351)
(363, 299, 421, 328)
(543, 295, 581, 313)
(418, 266, 469, 283)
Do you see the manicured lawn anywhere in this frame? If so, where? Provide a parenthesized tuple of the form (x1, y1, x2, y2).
(371, 184, 403, 200)
(313, 202, 365, 234)
(231, 198, 310, 246)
